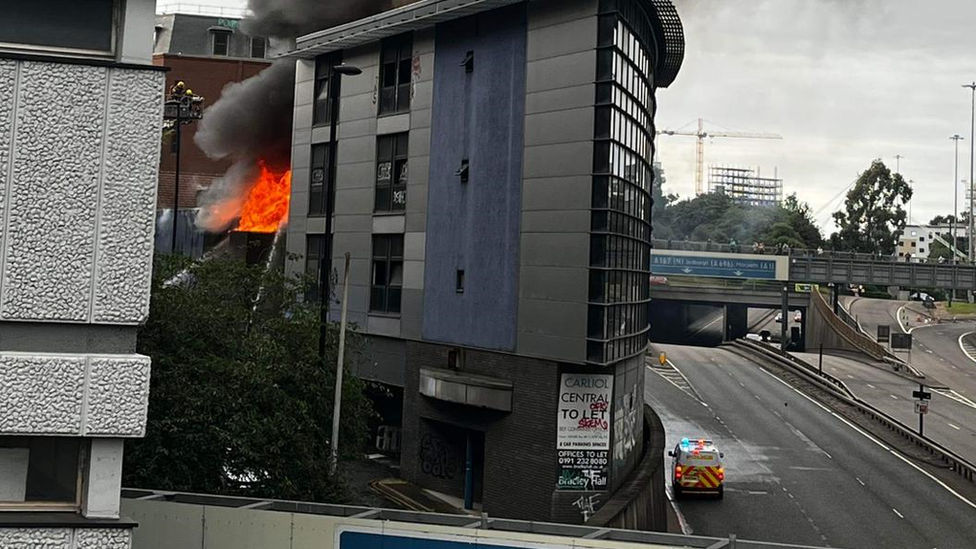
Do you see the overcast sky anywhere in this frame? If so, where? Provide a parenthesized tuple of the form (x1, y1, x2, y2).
(162, 0, 976, 233)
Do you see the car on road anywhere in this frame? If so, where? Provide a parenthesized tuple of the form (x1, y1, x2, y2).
(774, 312, 783, 323)
(794, 310, 802, 323)
(650, 275, 669, 286)
(668, 437, 725, 499)
(910, 292, 935, 303)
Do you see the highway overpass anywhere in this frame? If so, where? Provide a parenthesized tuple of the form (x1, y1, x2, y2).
(652, 240, 976, 290)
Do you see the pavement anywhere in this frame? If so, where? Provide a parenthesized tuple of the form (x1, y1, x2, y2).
(646, 343, 976, 549)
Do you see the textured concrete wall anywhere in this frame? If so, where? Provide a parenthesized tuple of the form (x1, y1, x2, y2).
(422, 5, 527, 351)
(0, 59, 163, 326)
(0, 353, 150, 437)
(0, 528, 130, 549)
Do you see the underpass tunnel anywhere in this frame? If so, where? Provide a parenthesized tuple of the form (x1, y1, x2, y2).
(724, 304, 749, 341)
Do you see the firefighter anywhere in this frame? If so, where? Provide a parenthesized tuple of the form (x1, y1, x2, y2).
(170, 80, 187, 99)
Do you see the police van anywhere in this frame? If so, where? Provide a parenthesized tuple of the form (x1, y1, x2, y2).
(668, 437, 725, 499)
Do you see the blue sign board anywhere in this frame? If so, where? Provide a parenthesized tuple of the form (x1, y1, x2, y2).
(651, 253, 777, 280)
(341, 531, 521, 549)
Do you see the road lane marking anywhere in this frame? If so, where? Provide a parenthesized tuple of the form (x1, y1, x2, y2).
(757, 367, 976, 511)
(958, 332, 976, 365)
(754, 394, 762, 401)
(933, 388, 976, 410)
(823, 451, 832, 459)
(856, 477, 866, 486)
(893, 508, 904, 519)
(948, 423, 961, 430)
(889, 394, 899, 400)
(867, 383, 877, 389)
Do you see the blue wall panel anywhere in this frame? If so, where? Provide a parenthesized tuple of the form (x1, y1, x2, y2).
(422, 4, 527, 351)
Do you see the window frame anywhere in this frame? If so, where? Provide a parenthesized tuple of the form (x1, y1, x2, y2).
(374, 133, 409, 212)
(249, 36, 267, 59)
(309, 144, 331, 217)
(370, 235, 404, 314)
(313, 53, 341, 126)
(378, 34, 413, 115)
(0, 0, 119, 58)
(211, 29, 231, 56)
(0, 437, 87, 512)
(305, 234, 327, 303)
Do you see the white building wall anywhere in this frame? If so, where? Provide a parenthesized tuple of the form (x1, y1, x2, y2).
(0, 59, 163, 324)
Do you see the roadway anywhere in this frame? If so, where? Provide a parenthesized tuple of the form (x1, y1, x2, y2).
(646, 343, 976, 548)
(844, 297, 976, 398)
(795, 350, 976, 461)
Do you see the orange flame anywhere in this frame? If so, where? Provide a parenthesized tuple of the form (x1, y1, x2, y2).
(236, 162, 291, 233)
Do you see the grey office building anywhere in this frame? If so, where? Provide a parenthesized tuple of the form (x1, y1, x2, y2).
(284, 0, 683, 522)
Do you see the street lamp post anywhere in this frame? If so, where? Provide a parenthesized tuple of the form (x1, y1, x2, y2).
(964, 82, 976, 264)
(952, 135, 964, 267)
(162, 82, 204, 255)
(315, 63, 362, 477)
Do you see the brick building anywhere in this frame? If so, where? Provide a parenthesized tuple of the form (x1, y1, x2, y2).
(283, 0, 684, 522)
(152, 9, 284, 256)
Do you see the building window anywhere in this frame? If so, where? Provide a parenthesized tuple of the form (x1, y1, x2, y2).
(375, 133, 409, 212)
(587, 10, 655, 365)
(305, 234, 326, 302)
(211, 31, 230, 56)
(0, 0, 116, 54)
(313, 53, 341, 126)
(0, 437, 84, 510)
(370, 235, 404, 314)
(250, 37, 267, 59)
(309, 144, 330, 216)
(379, 34, 413, 114)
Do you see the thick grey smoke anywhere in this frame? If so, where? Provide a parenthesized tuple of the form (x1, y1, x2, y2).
(194, 60, 295, 232)
(244, 0, 389, 39)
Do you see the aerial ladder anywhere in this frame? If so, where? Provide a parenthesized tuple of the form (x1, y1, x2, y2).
(658, 118, 783, 196)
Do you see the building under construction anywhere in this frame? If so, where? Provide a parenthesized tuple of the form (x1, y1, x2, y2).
(708, 166, 783, 208)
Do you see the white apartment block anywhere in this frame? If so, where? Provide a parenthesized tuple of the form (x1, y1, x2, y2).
(0, 1, 162, 547)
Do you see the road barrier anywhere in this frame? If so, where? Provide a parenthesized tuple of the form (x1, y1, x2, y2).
(121, 487, 837, 549)
(810, 288, 923, 379)
(730, 339, 976, 484)
(588, 406, 667, 530)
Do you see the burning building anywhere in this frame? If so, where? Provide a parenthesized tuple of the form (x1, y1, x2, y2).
(280, 0, 685, 526)
(153, 8, 291, 256)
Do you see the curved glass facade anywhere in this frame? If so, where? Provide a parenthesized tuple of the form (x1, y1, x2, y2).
(588, 0, 657, 365)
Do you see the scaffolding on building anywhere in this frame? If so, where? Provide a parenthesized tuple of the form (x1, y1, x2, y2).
(708, 166, 783, 208)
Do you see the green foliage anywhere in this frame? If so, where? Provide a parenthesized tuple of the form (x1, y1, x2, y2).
(652, 186, 824, 249)
(652, 162, 677, 219)
(124, 255, 374, 502)
(830, 160, 912, 254)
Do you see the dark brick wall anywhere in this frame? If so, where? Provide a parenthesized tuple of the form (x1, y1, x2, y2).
(401, 341, 559, 521)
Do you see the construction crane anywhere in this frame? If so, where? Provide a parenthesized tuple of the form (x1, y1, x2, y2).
(658, 118, 783, 196)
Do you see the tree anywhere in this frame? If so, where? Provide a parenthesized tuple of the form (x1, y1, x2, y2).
(652, 162, 677, 221)
(779, 193, 823, 248)
(653, 190, 823, 249)
(124, 255, 374, 502)
(830, 160, 912, 254)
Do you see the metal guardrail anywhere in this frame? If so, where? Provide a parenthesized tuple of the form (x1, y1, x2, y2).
(121, 488, 837, 549)
(730, 339, 976, 484)
(652, 238, 969, 265)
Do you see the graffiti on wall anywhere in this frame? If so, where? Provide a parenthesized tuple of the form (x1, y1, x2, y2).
(419, 434, 458, 479)
(572, 494, 600, 521)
